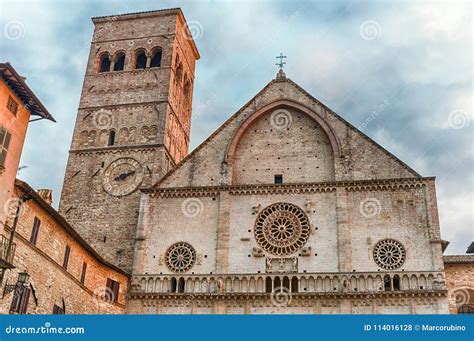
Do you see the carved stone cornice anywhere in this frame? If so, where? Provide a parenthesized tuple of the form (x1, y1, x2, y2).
(144, 177, 435, 198)
(130, 291, 447, 302)
(85, 66, 172, 79)
(78, 100, 167, 111)
(70, 143, 164, 155)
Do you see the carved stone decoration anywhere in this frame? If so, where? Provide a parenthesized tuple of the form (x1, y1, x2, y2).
(373, 239, 406, 270)
(196, 254, 203, 265)
(266, 257, 272, 272)
(158, 255, 164, 265)
(254, 202, 310, 256)
(252, 247, 264, 257)
(301, 246, 312, 256)
(305, 199, 312, 213)
(291, 257, 298, 272)
(279, 258, 285, 272)
(252, 204, 261, 214)
(165, 242, 196, 273)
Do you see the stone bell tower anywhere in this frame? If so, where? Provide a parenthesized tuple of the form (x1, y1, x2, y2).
(59, 8, 200, 271)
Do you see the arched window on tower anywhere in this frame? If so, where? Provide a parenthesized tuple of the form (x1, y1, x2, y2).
(176, 62, 183, 84)
(150, 48, 162, 68)
(113, 52, 125, 71)
(108, 130, 116, 146)
(135, 50, 147, 69)
(99, 53, 111, 73)
(183, 79, 191, 98)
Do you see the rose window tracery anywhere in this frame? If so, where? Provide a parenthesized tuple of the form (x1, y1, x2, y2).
(373, 239, 406, 270)
(254, 203, 310, 256)
(165, 242, 196, 273)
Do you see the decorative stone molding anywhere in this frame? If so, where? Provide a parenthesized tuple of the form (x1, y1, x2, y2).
(145, 177, 435, 198)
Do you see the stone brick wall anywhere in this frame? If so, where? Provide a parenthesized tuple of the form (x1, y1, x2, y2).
(444, 256, 474, 314)
(157, 78, 418, 190)
(0, 182, 128, 314)
(59, 9, 199, 272)
(233, 108, 335, 185)
(129, 70, 447, 314)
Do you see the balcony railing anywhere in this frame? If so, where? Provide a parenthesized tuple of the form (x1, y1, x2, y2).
(0, 235, 15, 269)
(131, 271, 447, 295)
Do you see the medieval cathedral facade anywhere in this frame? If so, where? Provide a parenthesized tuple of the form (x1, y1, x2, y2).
(2, 8, 472, 315)
(57, 8, 453, 314)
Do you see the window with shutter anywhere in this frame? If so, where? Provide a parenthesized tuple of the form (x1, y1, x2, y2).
(63, 245, 71, 270)
(19, 287, 30, 314)
(6, 96, 19, 115)
(80, 262, 87, 284)
(53, 304, 65, 314)
(0, 127, 11, 169)
(10, 286, 30, 314)
(30, 217, 41, 245)
(105, 278, 120, 303)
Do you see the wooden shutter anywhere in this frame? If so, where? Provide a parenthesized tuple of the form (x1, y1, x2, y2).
(0, 127, 11, 168)
(19, 287, 30, 314)
(112, 281, 120, 303)
(106, 278, 120, 303)
(80, 262, 87, 284)
(53, 304, 64, 314)
(9, 287, 21, 313)
(63, 245, 71, 270)
(30, 217, 41, 245)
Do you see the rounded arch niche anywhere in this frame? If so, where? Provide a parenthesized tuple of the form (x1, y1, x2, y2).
(225, 100, 339, 185)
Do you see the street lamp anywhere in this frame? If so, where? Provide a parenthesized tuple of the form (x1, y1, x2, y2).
(17, 272, 29, 285)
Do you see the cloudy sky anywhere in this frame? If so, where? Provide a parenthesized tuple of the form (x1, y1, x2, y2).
(1, 0, 472, 254)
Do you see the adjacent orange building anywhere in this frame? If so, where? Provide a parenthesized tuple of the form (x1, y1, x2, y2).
(0, 62, 128, 314)
(0, 63, 55, 225)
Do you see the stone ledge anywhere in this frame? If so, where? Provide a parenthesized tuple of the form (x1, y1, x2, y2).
(144, 177, 435, 198)
(443, 255, 474, 264)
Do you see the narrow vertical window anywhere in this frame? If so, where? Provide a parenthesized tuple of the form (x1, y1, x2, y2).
(183, 79, 191, 98)
(30, 217, 41, 245)
(63, 245, 71, 270)
(175, 62, 183, 84)
(10, 286, 30, 314)
(99, 54, 111, 73)
(108, 130, 115, 146)
(105, 278, 120, 303)
(0, 127, 11, 169)
(113, 52, 125, 71)
(150, 48, 162, 67)
(80, 262, 87, 284)
(53, 304, 65, 314)
(135, 51, 147, 69)
(265, 277, 272, 293)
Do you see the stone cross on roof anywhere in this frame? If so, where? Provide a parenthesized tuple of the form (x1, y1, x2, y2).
(275, 53, 287, 79)
(275, 53, 287, 69)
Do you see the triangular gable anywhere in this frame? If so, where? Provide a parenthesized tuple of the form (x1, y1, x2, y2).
(152, 75, 420, 189)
